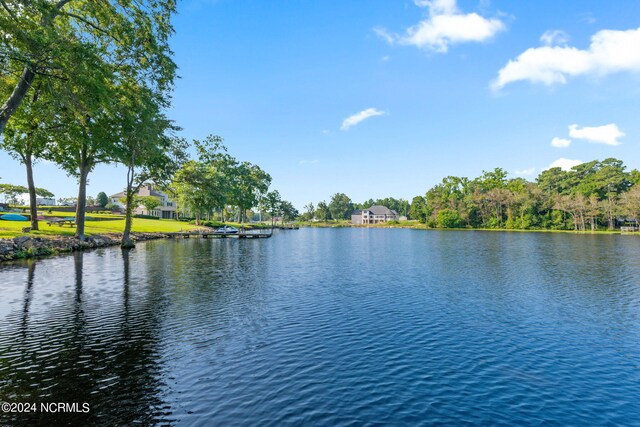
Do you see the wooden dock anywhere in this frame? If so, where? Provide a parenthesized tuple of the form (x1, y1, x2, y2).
(165, 231, 272, 239)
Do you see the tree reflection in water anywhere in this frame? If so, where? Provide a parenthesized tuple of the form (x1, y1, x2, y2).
(0, 250, 171, 425)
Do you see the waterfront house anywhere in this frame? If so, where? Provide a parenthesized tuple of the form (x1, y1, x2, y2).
(109, 184, 177, 219)
(17, 194, 56, 206)
(351, 205, 399, 224)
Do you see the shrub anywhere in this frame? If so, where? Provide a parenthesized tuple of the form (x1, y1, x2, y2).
(201, 221, 224, 228)
(437, 209, 463, 228)
(133, 214, 159, 219)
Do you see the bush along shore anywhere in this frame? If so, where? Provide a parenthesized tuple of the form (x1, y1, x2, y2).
(0, 233, 167, 262)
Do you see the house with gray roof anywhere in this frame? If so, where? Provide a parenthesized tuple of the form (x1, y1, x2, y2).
(351, 205, 399, 225)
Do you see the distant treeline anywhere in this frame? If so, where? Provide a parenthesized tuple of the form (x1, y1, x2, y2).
(299, 196, 410, 222)
(412, 158, 640, 230)
(303, 158, 640, 231)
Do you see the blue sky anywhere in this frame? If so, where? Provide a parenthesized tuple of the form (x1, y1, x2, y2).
(2, 0, 640, 208)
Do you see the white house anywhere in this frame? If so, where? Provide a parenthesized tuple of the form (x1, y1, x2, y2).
(110, 184, 177, 219)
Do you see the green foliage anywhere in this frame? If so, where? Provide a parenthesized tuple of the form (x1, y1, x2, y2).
(35, 187, 54, 198)
(0, 0, 178, 132)
(413, 158, 636, 231)
(315, 201, 330, 221)
(96, 192, 109, 208)
(280, 201, 299, 222)
(133, 214, 160, 220)
(171, 138, 274, 225)
(0, 183, 28, 204)
(264, 190, 282, 223)
(137, 196, 162, 214)
(437, 209, 463, 228)
(409, 196, 428, 223)
(328, 193, 353, 220)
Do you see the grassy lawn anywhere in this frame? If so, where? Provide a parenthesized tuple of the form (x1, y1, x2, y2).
(0, 215, 203, 239)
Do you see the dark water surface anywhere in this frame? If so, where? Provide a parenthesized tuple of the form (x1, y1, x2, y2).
(0, 229, 639, 425)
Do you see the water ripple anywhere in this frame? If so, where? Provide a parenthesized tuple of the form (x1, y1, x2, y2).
(0, 229, 639, 425)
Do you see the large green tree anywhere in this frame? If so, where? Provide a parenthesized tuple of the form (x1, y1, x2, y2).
(0, 0, 177, 133)
(315, 201, 330, 221)
(328, 193, 353, 220)
(228, 162, 271, 224)
(96, 192, 108, 208)
(280, 201, 299, 223)
(264, 190, 282, 227)
(409, 196, 428, 223)
(1, 1, 177, 240)
(1, 84, 51, 229)
(112, 82, 185, 247)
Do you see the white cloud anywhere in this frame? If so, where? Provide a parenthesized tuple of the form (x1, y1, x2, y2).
(381, 55, 390, 62)
(547, 158, 583, 171)
(568, 123, 624, 146)
(515, 167, 535, 176)
(493, 26, 640, 89)
(299, 159, 319, 165)
(373, 27, 395, 44)
(415, 0, 457, 14)
(321, 129, 331, 135)
(551, 137, 571, 148)
(340, 108, 386, 131)
(579, 13, 596, 25)
(376, 0, 505, 53)
(540, 30, 569, 46)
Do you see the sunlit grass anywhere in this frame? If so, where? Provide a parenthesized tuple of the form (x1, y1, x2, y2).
(0, 216, 202, 238)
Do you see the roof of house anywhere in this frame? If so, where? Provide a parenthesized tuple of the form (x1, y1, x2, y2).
(367, 205, 398, 215)
(110, 185, 165, 199)
(352, 205, 399, 216)
(138, 186, 165, 198)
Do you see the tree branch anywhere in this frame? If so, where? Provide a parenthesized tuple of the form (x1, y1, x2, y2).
(55, 0, 74, 10)
(62, 11, 109, 35)
(0, 0, 18, 22)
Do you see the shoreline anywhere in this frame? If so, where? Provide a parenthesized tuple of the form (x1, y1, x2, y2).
(298, 222, 626, 235)
(1, 224, 631, 263)
(0, 232, 169, 263)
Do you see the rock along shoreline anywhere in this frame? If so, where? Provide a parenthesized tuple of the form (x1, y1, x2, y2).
(0, 233, 167, 262)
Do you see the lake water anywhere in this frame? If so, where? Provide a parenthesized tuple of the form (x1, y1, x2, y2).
(0, 228, 639, 425)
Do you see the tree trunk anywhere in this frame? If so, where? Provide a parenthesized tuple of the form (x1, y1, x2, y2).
(75, 158, 91, 240)
(121, 165, 135, 248)
(607, 199, 615, 230)
(24, 152, 39, 231)
(195, 212, 200, 226)
(121, 201, 135, 247)
(0, 66, 36, 134)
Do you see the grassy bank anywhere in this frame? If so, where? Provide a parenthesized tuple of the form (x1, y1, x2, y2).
(0, 207, 278, 238)
(0, 215, 203, 239)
